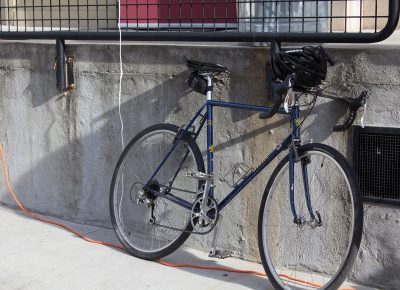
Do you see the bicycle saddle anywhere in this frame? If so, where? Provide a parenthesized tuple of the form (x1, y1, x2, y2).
(186, 59, 229, 73)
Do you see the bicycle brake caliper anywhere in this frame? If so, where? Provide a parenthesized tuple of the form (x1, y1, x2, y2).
(173, 126, 185, 144)
(291, 138, 301, 163)
(314, 211, 322, 226)
(174, 125, 196, 144)
(149, 204, 155, 224)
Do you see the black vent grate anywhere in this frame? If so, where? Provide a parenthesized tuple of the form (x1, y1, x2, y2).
(353, 126, 400, 205)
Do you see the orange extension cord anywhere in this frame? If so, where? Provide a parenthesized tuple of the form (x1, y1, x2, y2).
(0, 144, 353, 290)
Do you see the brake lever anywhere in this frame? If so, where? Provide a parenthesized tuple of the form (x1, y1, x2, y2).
(360, 97, 367, 128)
(333, 91, 368, 132)
(283, 87, 294, 113)
(259, 74, 295, 119)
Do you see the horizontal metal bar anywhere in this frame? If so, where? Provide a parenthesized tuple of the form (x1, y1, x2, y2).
(363, 197, 400, 207)
(0, 31, 396, 43)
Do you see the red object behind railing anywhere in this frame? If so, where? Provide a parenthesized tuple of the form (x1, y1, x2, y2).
(119, 0, 237, 28)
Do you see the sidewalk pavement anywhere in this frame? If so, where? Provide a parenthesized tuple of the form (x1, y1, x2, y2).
(0, 205, 374, 290)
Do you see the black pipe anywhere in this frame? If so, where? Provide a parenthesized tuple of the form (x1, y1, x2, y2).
(0, 30, 396, 43)
(66, 57, 75, 90)
(56, 39, 65, 90)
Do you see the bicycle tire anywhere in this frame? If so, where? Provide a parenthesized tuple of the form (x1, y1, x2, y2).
(258, 143, 363, 290)
(110, 123, 205, 260)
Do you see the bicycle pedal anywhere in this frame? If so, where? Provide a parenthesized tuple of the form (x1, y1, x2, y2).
(208, 250, 232, 259)
(300, 138, 313, 145)
(186, 171, 213, 181)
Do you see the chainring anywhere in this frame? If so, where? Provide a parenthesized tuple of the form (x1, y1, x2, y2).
(191, 196, 219, 234)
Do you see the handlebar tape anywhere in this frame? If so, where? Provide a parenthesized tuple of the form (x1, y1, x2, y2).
(333, 91, 367, 132)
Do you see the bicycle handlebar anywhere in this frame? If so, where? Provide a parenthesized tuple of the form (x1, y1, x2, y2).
(333, 91, 368, 132)
(259, 80, 368, 131)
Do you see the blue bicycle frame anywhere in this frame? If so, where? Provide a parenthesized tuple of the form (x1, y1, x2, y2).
(144, 93, 310, 222)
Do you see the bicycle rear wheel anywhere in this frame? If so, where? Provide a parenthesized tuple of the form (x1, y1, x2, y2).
(110, 124, 204, 260)
(258, 143, 363, 290)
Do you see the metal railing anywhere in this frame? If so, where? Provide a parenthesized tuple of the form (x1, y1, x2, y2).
(0, 0, 398, 43)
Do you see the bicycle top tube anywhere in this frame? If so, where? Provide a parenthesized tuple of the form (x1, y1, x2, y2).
(207, 99, 291, 116)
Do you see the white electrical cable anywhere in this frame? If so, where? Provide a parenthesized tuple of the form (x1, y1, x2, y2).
(118, 0, 125, 150)
(117, 0, 125, 228)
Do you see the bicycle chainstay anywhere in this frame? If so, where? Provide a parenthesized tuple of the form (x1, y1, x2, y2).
(151, 221, 210, 235)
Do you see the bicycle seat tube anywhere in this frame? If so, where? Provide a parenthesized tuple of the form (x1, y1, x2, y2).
(206, 73, 215, 198)
(289, 101, 301, 223)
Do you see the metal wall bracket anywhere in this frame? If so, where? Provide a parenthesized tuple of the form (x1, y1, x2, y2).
(55, 39, 75, 91)
(55, 39, 66, 90)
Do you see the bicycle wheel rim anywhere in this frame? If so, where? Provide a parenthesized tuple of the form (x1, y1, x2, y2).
(261, 149, 357, 289)
(112, 129, 200, 255)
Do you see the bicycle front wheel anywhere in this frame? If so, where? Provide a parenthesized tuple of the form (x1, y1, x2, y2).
(258, 143, 363, 290)
(110, 124, 204, 260)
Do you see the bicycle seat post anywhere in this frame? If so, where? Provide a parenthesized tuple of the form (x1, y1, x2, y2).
(206, 73, 213, 101)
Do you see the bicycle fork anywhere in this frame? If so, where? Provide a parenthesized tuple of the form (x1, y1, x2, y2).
(289, 104, 322, 227)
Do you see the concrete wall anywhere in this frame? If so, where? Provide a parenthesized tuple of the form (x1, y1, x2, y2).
(0, 42, 399, 288)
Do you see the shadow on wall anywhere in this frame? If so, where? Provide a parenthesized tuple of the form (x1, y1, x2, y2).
(0, 42, 275, 227)
(211, 97, 348, 154)
(1, 62, 350, 228)
(1, 70, 197, 226)
(303, 99, 347, 143)
(1, 64, 283, 228)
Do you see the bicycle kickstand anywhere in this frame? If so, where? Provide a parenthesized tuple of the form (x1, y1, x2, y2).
(208, 215, 232, 259)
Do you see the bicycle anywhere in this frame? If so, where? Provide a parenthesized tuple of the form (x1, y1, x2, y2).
(109, 42, 366, 289)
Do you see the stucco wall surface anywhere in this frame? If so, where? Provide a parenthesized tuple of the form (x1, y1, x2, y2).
(0, 42, 398, 288)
